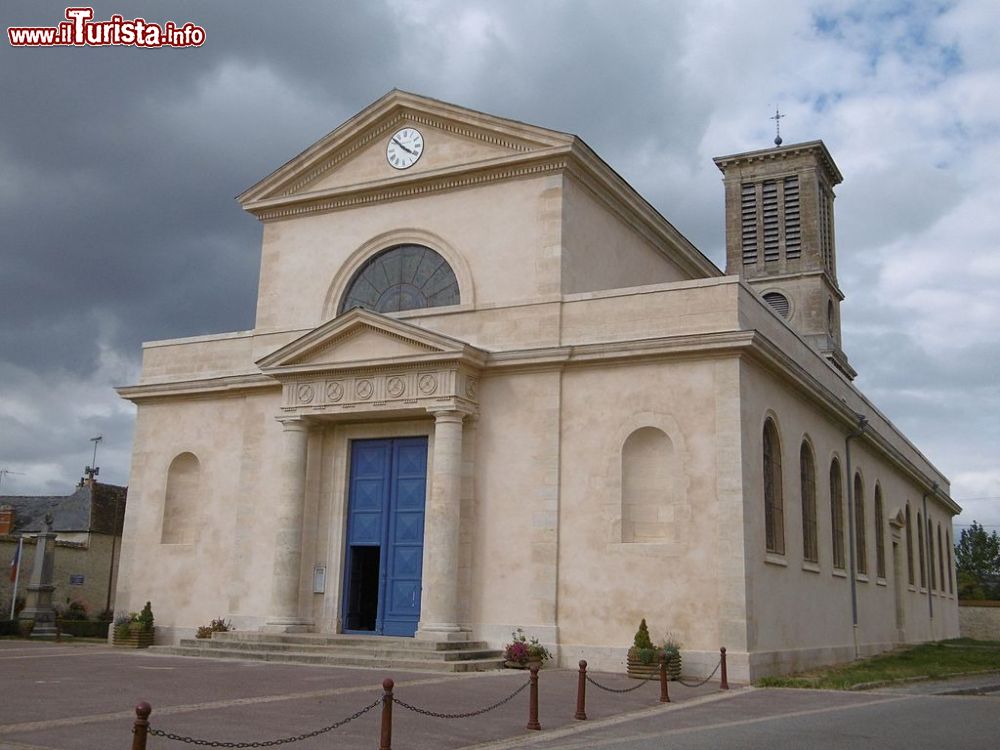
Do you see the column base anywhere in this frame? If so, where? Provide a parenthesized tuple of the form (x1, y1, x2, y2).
(415, 624, 470, 642)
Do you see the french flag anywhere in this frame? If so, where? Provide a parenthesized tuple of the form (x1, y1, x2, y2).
(9, 544, 19, 583)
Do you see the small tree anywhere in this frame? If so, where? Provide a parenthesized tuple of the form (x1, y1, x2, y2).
(955, 521, 1000, 600)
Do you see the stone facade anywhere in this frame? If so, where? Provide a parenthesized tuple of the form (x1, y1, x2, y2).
(115, 91, 960, 680)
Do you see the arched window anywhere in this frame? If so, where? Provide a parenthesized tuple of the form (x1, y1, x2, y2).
(874, 485, 886, 579)
(800, 441, 818, 563)
(947, 529, 954, 594)
(905, 504, 914, 585)
(339, 244, 460, 314)
(917, 510, 926, 587)
(763, 419, 784, 554)
(830, 459, 845, 569)
(854, 473, 867, 575)
(161, 452, 201, 544)
(937, 523, 945, 593)
(621, 427, 673, 543)
(928, 517, 936, 590)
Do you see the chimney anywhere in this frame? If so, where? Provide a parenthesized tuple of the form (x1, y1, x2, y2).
(0, 505, 14, 535)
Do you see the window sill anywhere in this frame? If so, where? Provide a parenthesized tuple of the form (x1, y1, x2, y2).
(908, 585, 917, 592)
(856, 574, 870, 583)
(802, 561, 821, 574)
(876, 577, 887, 587)
(832, 569, 848, 578)
(765, 553, 788, 567)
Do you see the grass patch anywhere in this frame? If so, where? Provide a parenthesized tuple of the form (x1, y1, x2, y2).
(756, 639, 1000, 690)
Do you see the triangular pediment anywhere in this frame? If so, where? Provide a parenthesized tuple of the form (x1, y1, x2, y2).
(238, 90, 574, 209)
(256, 308, 486, 373)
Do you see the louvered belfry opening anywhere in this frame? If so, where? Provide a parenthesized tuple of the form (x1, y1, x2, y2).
(738, 175, 802, 267)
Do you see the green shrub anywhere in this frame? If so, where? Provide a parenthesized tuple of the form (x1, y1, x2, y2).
(0, 620, 18, 636)
(56, 619, 110, 638)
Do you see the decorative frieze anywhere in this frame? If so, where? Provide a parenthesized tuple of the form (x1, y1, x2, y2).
(282, 366, 478, 417)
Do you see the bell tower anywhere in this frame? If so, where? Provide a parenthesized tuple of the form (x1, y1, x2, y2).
(714, 140, 855, 379)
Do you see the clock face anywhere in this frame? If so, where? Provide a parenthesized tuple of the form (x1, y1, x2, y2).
(386, 127, 424, 169)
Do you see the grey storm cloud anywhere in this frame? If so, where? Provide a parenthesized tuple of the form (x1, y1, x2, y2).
(1, 1, 999, 527)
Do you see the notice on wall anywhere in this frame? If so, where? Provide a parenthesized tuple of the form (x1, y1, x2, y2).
(313, 564, 326, 594)
(69, 574, 84, 586)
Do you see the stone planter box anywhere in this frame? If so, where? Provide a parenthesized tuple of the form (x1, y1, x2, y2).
(112, 628, 154, 649)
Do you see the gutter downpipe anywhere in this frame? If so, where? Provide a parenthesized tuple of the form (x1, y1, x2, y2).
(845, 414, 868, 659)
(922, 483, 938, 636)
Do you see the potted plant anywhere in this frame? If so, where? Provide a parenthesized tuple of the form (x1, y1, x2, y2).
(503, 628, 552, 669)
(196, 617, 233, 639)
(661, 634, 682, 681)
(112, 602, 154, 649)
(626, 619, 662, 679)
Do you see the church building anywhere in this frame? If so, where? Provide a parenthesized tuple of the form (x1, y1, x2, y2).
(115, 91, 960, 680)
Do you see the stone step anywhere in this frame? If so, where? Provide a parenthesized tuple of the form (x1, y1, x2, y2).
(211, 632, 488, 652)
(150, 645, 505, 673)
(176, 638, 501, 662)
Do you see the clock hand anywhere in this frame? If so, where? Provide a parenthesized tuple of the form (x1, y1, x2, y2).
(392, 137, 417, 156)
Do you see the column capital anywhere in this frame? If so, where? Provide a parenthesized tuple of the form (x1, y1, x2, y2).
(276, 415, 311, 432)
(426, 408, 468, 424)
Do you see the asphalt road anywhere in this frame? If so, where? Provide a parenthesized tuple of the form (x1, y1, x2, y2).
(509, 680, 1000, 750)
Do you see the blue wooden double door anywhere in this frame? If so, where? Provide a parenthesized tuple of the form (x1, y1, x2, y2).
(342, 437, 428, 637)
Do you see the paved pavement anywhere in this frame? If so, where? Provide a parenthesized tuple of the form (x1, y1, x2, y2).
(0, 640, 723, 749)
(2, 641, 998, 750)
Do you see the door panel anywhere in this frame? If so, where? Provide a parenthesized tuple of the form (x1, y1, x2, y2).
(343, 437, 427, 637)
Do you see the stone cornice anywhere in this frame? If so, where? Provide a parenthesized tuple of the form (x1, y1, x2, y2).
(238, 89, 572, 205)
(243, 147, 570, 221)
(713, 140, 843, 185)
(116, 374, 277, 402)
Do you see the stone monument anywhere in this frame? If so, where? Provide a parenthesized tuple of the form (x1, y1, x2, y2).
(19, 513, 58, 638)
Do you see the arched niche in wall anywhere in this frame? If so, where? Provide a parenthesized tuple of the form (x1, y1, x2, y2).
(620, 427, 674, 543)
(161, 452, 201, 544)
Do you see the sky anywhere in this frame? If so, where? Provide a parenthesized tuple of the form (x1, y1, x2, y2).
(1, 0, 998, 532)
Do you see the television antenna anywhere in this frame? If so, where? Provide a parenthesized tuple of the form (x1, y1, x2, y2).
(0, 468, 25, 494)
(85, 435, 103, 481)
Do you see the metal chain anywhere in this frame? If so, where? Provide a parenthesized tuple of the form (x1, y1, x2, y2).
(144, 697, 380, 747)
(394, 679, 530, 719)
(585, 673, 653, 693)
(676, 658, 721, 688)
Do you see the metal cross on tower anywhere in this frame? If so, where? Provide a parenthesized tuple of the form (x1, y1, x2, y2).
(770, 106, 786, 146)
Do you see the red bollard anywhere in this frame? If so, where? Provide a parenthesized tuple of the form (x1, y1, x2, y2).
(720, 647, 729, 690)
(379, 678, 394, 750)
(658, 653, 670, 703)
(131, 702, 151, 750)
(527, 664, 541, 730)
(575, 660, 588, 720)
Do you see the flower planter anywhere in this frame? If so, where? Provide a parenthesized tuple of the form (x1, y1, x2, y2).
(626, 656, 661, 680)
(112, 629, 154, 649)
(504, 660, 542, 670)
(626, 653, 682, 680)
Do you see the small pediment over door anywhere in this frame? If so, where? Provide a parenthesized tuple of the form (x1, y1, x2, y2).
(256, 308, 484, 417)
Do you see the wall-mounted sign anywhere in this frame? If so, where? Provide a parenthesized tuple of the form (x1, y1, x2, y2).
(69, 574, 85, 586)
(312, 564, 326, 594)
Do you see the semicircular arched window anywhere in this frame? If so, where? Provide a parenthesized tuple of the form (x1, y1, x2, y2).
(339, 244, 460, 314)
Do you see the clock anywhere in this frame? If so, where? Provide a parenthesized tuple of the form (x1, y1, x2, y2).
(386, 127, 424, 169)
